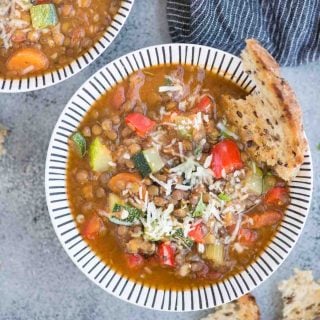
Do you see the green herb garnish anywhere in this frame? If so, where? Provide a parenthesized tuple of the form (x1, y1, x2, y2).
(194, 145, 203, 158)
(112, 204, 142, 223)
(173, 228, 194, 248)
(218, 193, 231, 202)
(164, 77, 173, 86)
(192, 195, 206, 217)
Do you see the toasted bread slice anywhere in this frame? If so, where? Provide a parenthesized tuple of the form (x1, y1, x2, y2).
(201, 294, 260, 320)
(278, 269, 320, 320)
(222, 39, 306, 181)
(0, 124, 7, 157)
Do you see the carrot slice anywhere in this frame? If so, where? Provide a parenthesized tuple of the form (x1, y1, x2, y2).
(107, 172, 143, 194)
(6, 47, 49, 75)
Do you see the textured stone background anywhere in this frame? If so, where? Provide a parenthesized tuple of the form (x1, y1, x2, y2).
(0, 1, 319, 319)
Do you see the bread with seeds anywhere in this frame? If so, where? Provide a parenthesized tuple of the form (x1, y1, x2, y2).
(279, 269, 320, 320)
(201, 294, 260, 320)
(222, 39, 307, 181)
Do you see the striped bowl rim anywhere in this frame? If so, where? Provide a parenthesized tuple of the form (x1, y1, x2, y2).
(45, 43, 313, 311)
(0, 0, 134, 93)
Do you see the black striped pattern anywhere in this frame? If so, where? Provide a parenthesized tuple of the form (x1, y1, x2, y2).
(45, 43, 313, 311)
(0, 0, 134, 93)
(167, 0, 320, 66)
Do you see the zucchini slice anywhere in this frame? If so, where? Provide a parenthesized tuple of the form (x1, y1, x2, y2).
(245, 163, 263, 195)
(142, 148, 165, 172)
(71, 132, 86, 157)
(30, 4, 58, 29)
(132, 147, 164, 177)
(132, 152, 151, 177)
(262, 174, 277, 193)
(89, 137, 113, 172)
(108, 193, 123, 212)
(109, 203, 143, 226)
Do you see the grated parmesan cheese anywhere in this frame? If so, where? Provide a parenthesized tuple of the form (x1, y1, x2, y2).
(149, 174, 173, 196)
(141, 202, 175, 241)
(158, 85, 183, 93)
(0, 0, 32, 50)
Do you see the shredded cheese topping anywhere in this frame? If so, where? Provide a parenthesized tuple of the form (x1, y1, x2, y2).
(0, 0, 32, 50)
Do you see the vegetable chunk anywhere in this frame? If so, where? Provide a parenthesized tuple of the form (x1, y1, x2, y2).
(89, 137, 113, 172)
(6, 48, 49, 75)
(30, 4, 58, 29)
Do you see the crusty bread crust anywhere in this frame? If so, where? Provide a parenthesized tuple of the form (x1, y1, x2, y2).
(201, 294, 260, 320)
(223, 39, 307, 181)
(279, 269, 320, 320)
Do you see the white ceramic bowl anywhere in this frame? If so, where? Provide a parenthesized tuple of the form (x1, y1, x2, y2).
(45, 43, 313, 311)
(0, 0, 134, 93)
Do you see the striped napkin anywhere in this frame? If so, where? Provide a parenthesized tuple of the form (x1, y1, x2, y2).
(167, 0, 320, 66)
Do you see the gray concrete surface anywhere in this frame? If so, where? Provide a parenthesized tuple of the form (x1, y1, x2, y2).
(0, 1, 319, 319)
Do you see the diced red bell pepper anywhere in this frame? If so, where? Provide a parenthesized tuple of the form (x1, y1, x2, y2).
(125, 113, 156, 137)
(158, 243, 175, 267)
(188, 223, 206, 243)
(264, 187, 290, 207)
(237, 228, 258, 246)
(194, 95, 215, 113)
(82, 215, 103, 240)
(112, 85, 126, 108)
(250, 210, 283, 229)
(126, 253, 144, 268)
(211, 139, 244, 179)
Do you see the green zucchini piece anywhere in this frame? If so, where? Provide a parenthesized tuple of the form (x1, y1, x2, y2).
(108, 216, 134, 226)
(89, 137, 113, 172)
(132, 152, 151, 177)
(132, 147, 164, 177)
(262, 174, 277, 193)
(142, 148, 165, 173)
(71, 132, 86, 157)
(111, 203, 142, 225)
(245, 163, 263, 195)
(108, 193, 123, 212)
(30, 4, 58, 29)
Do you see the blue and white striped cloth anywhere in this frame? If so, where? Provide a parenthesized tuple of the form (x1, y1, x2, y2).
(167, 0, 320, 66)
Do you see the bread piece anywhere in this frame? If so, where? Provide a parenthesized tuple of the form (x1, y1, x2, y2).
(201, 294, 260, 320)
(278, 269, 320, 320)
(222, 39, 307, 181)
(0, 124, 7, 157)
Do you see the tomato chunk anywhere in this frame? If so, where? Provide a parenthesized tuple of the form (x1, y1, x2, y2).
(82, 215, 103, 240)
(250, 210, 283, 229)
(158, 243, 175, 267)
(125, 113, 156, 137)
(264, 187, 290, 206)
(194, 95, 215, 113)
(237, 228, 258, 246)
(211, 139, 244, 179)
(126, 254, 144, 268)
(188, 223, 206, 243)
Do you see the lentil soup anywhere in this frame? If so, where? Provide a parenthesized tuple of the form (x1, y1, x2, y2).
(0, 0, 120, 78)
(67, 65, 290, 290)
